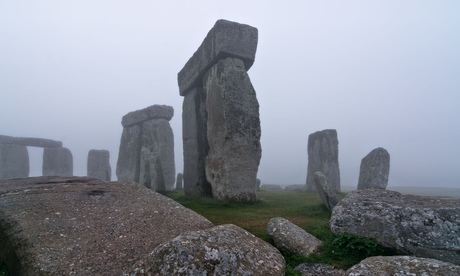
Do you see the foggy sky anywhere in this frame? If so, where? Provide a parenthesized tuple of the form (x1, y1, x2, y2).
(1, 1, 459, 188)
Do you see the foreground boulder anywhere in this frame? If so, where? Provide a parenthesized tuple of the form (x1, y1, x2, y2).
(0, 176, 213, 275)
(345, 256, 460, 275)
(129, 224, 285, 275)
(330, 189, 460, 265)
(295, 263, 344, 276)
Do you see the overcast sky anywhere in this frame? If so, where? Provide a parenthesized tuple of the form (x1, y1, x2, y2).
(1, 1, 459, 188)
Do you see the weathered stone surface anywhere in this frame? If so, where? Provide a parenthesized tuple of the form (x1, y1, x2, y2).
(42, 147, 73, 176)
(261, 184, 283, 191)
(330, 189, 460, 265)
(121, 105, 174, 127)
(129, 224, 285, 275)
(175, 173, 183, 190)
(0, 144, 29, 179)
(87, 149, 111, 181)
(357, 147, 390, 190)
(0, 176, 213, 275)
(204, 57, 261, 202)
(116, 124, 142, 182)
(182, 87, 212, 197)
(178, 19, 258, 96)
(0, 135, 15, 144)
(139, 119, 175, 192)
(295, 263, 344, 276)
(314, 171, 339, 211)
(345, 256, 460, 275)
(267, 217, 322, 257)
(306, 129, 340, 192)
(284, 184, 307, 192)
(0, 135, 62, 148)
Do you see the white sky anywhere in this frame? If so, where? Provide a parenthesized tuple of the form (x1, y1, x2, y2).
(1, 1, 459, 188)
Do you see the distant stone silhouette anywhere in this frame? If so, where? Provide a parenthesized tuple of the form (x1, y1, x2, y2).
(178, 19, 260, 202)
(87, 149, 111, 181)
(357, 147, 390, 190)
(116, 105, 175, 192)
(0, 143, 29, 178)
(175, 173, 183, 190)
(306, 129, 340, 192)
(43, 147, 73, 176)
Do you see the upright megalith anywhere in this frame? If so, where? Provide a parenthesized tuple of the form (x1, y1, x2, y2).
(87, 149, 111, 181)
(116, 105, 175, 192)
(357, 147, 390, 190)
(178, 19, 261, 202)
(43, 147, 73, 176)
(176, 173, 183, 190)
(0, 144, 29, 179)
(306, 129, 340, 192)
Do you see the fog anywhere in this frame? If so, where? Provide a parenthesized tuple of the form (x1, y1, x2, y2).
(1, 1, 459, 188)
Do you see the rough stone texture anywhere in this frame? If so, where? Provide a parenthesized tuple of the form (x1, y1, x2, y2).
(267, 217, 322, 257)
(87, 149, 111, 181)
(345, 256, 460, 276)
(121, 105, 174, 127)
(306, 129, 340, 192)
(314, 171, 339, 211)
(330, 189, 460, 265)
(295, 263, 344, 276)
(284, 184, 307, 192)
(0, 144, 29, 179)
(357, 147, 390, 190)
(138, 119, 175, 192)
(42, 147, 73, 176)
(0, 176, 213, 275)
(182, 87, 212, 197)
(204, 57, 261, 202)
(129, 224, 285, 276)
(116, 124, 142, 182)
(175, 173, 183, 190)
(261, 184, 283, 191)
(177, 19, 258, 96)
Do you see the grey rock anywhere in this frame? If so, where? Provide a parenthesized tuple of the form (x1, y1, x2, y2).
(12, 137, 62, 148)
(116, 124, 142, 182)
(314, 171, 339, 211)
(345, 256, 460, 276)
(87, 149, 111, 181)
(177, 19, 258, 96)
(0, 144, 29, 179)
(357, 147, 390, 190)
(182, 87, 212, 197)
(139, 119, 175, 192)
(42, 147, 73, 176)
(306, 129, 340, 192)
(121, 105, 174, 127)
(0, 176, 213, 275)
(295, 263, 344, 276)
(204, 57, 261, 202)
(261, 184, 283, 191)
(0, 135, 15, 144)
(330, 189, 460, 265)
(129, 224, 285, 276)
(284, 184, 307, 192)
(256, 178, 261, 191)
(175, 173, 183, 190)
(267, 217, 322, 257)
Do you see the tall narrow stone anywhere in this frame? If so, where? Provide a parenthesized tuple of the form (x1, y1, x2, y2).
(87, 149, 111, 181)
(203, 57, 261, 202)
(43, 147, 73, 176)
(357, 147, 390, 190)
(116, 124, 142, 182)
(306, 129, 340, 192)
(0, 144, 29, 179)
(175, 173, 183, 190)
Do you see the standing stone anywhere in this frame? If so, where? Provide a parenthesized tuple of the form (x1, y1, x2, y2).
(0, 144, 29, 179)
(306, 129, 340, 192)
(175, 173, 183, 190)
(203, 57, 261, 202)
(314, 171, 339, 211)
(357, 147, 390, 190)
(116, 124, 142, 182)
(43, 147, 73, 176)
(87, 149, 111, 181)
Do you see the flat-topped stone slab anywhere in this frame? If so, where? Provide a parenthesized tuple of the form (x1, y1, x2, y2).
(121, 105, 174, 127)
(177, 19, 258, 96)
(0, 135, 62, 148)
(0, 176, 213, 275)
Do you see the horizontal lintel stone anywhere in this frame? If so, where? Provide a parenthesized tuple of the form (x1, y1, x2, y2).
(121, 105, 174, 127)
(0, 135, 62, 148)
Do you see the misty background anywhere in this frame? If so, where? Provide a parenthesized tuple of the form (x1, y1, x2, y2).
(1, 1, 459, 189)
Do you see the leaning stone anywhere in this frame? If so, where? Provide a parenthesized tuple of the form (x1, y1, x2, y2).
(345, 256, 460, 275)
(177, 19, 258, 96)
(306, 129, 340, 192)
(0, 176, 213, 275)
(204, 57, 261, 202)
(330, 189, 460, 265)
(42, 147, 73, 176)
(116, 124, 142, 182)
(357, 147, 390, 190)
(0, 144, 29, 179)
(12, 137, 62, 148)
(87, 149, 111, 181)
(295, 263, 344, 276)
(261, 184, 283, 191)
(284, 184, 307, 192)
(129, 224, 285, 275)
(314, 171, 339, 211)
(267, 217, 322, 257)
(121, 105, 174, 127)
(175, 173, 183, 190)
